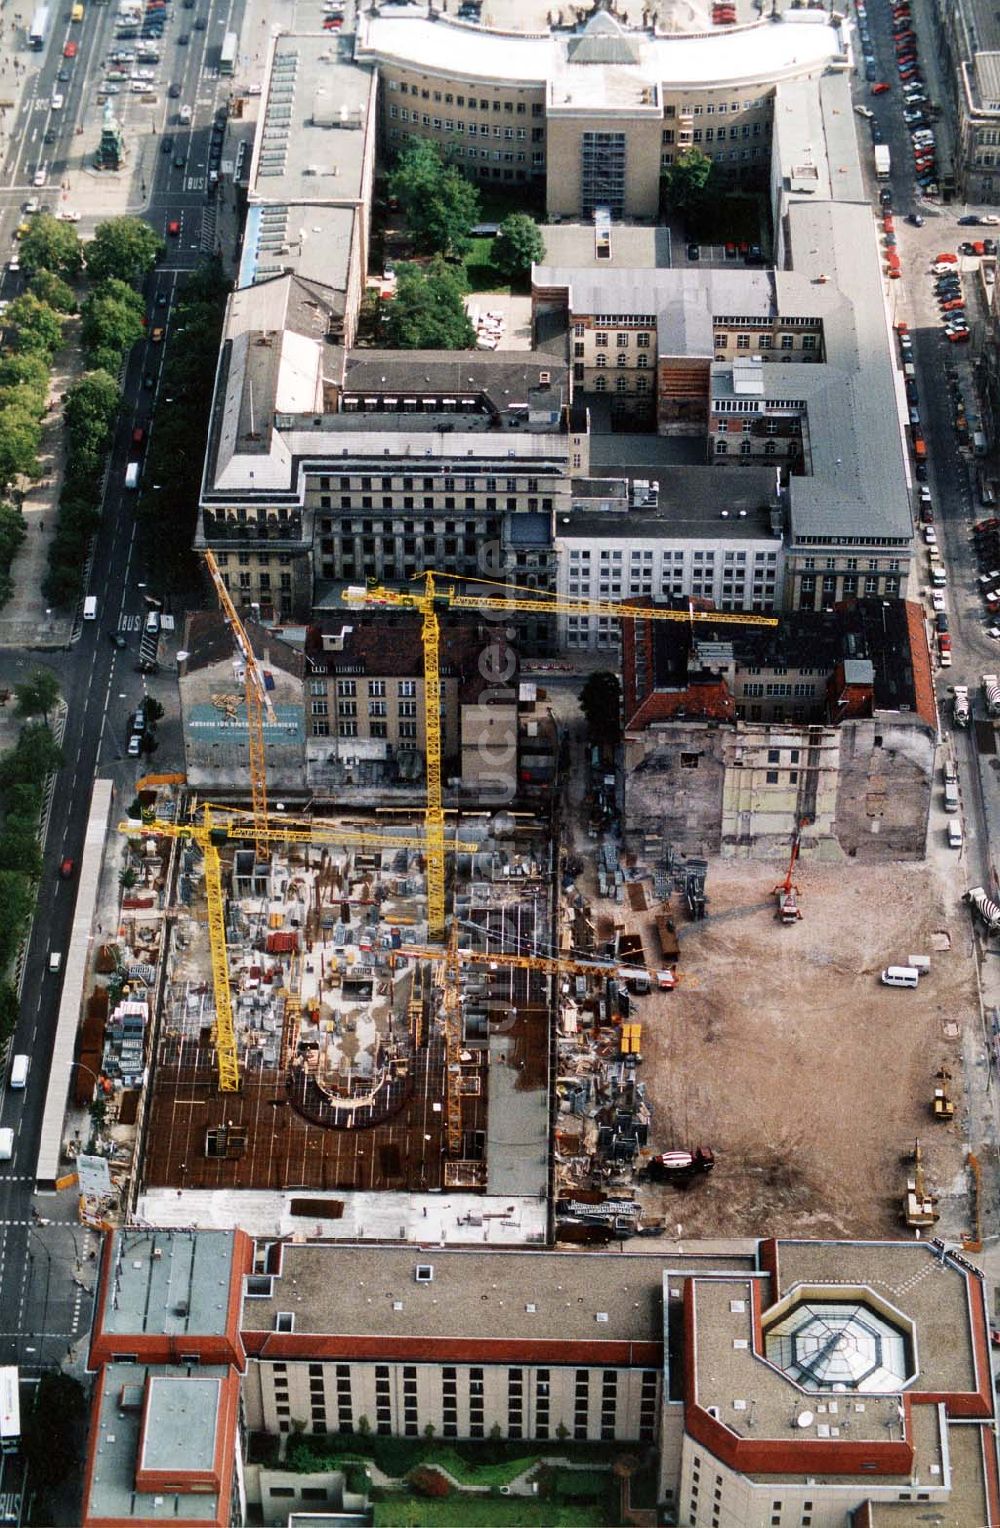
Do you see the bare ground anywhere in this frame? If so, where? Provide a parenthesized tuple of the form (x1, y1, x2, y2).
(602, 858, 972, 1241)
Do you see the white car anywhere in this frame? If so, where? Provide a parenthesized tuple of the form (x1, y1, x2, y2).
(982, 214, 1000, 225)
(919, 485, 932, 503)
(933, 262, 958, 274)
(924, 526, 937, 545)
(932, 592, 946, 612)
(57, 209, 80, 222)
(855, 105, 874, 119)
(51, 92, 64, 110)
(32, 167, 46, 187)
(989, 626, 1000, 639)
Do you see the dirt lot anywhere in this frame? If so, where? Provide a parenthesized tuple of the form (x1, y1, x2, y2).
(595, 857, 975, 1241)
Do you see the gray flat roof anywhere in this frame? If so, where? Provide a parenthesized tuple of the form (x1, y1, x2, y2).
(86, 1363, 228, 1523)
(242, 1243, 756, 1343)
(565, 464, 781, 541)
(100, 1230, 237, 1338)
(140, 1375, 221, 1474)
(248, 34, 375, 209)
(539, 223, 672, 272)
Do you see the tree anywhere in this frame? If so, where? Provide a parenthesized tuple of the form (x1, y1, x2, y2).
(0, 981, 18, 1047)
(389, 140, 480, 256)
(145, 697, 164, 724)
(86, 216, 164, 284)
(5, 292, 63, 358)
(14, 669, 60, 725)
(492, 213, 545, 282)
(18, 213, 83, 279)
(81, 279, 145, 370)
(384, 260, 475, 350)
(662, 147, 714, 211)
(27, 267, 77, 314)
(579, 670, 621, 747)
(0, 503, 25, 607)
(64, 371, 120, 449)
(0, 352, 50, 398)
(119, 865, 138, 890)
(0, 402, 42, 489)
(0, 720, 63, 785)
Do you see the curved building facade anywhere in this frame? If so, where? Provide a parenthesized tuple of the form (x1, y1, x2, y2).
(356, 3, 852, 217)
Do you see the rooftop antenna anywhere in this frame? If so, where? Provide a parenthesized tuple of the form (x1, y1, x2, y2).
(248, 378, 255, 438)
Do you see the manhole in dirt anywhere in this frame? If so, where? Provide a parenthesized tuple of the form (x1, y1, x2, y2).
(942, 1022, 960, 1039)
(930, 930, 952, 952)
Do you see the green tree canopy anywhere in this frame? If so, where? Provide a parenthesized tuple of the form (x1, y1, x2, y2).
(384, 259, 475, 350)
(27, 267, 77, 314)
(80, 279, 145, 369)
(579, 670, 621, 747)
(5, 292, 63, 358)
(64, 370, 120, 448)
(389, 140, 480, 256)
(18, 213, 83, 279)
(661, 147, 714, 211)
(85, 216, 164, 284)
(14, 669, 60, 725)
(0, 402, 42, 489)
(0, 352, 50, 398)
(492, 213, 545, 282)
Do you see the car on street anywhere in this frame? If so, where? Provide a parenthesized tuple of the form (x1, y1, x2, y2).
(56, 67, 70, 82)
(43, 129, 56, 144)
(916, 461, 929, 478)
(143, 372, 155, 388)
(108, 632, 126, 650)
(871, 80, 890, 93)
(161, 135, 174, 154)
(173, 153, 185, 168)
(958, 215, 983, 225)
(63, 40, 77, 56)
(59, 857, 75, 879)
(167, 219, 180, 235)
(151, 326, 165, 342)
(132, 425, 145, 445)
(932, 592, 946, 612)
(687, 242, 699, 260)
(155, 292, 168, 307)
(178, 31, 189, 43)
(168, 82, 181, 97)
(946, 329, 971, 343)
(907, 215, 925, 228)
(194, 14, 206, 25)
(924, 526, 937, 545)
(56, 209, 80, 223)
(32, 167, 46, 187)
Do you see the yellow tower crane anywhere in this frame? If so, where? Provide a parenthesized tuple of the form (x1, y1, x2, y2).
(203, 550, 276, 858)
(344, 574, 779, 940)
(120, 804, 480, 1093)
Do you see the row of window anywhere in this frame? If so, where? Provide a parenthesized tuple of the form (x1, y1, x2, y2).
(665, 146, 765, 164)
(667, 121, 766, 145)
(570, 549, 778, 564)
(388, 79, 544, 116)
(716, 440, 790, 456)
(390, 106, 543, 142)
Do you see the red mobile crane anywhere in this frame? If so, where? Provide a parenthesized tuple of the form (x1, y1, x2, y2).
(772, 833, 802, 923)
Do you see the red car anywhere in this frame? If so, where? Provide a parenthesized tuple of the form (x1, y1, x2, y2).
(940, 299, 966, 312)
(871, 81, 891, 94)
(935, 251, 958, 263)
(167, 218, 180, 235)
(946, 329, 971, 343)
(63, 40, 77, 56)
(59, 857, 74, 879)
(132, 426, 145, 446)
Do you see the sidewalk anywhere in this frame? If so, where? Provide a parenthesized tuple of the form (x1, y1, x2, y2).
(0, 324, 88, 651)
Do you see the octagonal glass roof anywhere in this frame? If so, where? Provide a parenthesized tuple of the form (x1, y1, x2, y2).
(764, 1298, 913, 1393)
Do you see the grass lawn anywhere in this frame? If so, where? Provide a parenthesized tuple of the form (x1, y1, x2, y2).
(374, 1495, 609, 1526)
(463, 236, 509, 294)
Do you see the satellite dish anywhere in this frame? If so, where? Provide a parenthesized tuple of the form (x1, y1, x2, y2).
(796, 1411, 815, 1429)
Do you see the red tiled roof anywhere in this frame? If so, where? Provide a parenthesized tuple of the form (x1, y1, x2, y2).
(624, 678, 734, 732)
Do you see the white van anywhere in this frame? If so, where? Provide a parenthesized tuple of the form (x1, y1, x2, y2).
(51, 93, 64, 110)
(48, 951, 62, 974)
(83, 595, 97, 620)
(0, 1129, 13, 1161)
(881, 966, 920, 988)
(9, 1055, 28, 1089)
(945, 781, 959, 812)
(949, 821, 964, 850)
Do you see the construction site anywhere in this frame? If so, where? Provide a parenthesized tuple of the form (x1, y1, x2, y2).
(78, 568, 975, 1246)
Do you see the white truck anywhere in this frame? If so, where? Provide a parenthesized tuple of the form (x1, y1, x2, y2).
(983, 674, 1000, 718)
(874, 144, 891, 180)
(953, 685, 970, 728)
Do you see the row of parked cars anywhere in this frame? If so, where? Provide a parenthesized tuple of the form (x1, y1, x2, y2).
(887, 0, 941, 196)
(929, 252, 971, 343)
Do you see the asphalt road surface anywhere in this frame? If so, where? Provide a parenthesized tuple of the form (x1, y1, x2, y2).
(0, 0, 247, 1396)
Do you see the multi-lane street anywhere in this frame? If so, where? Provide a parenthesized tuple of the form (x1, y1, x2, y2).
(0, 0, 250, 1456)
